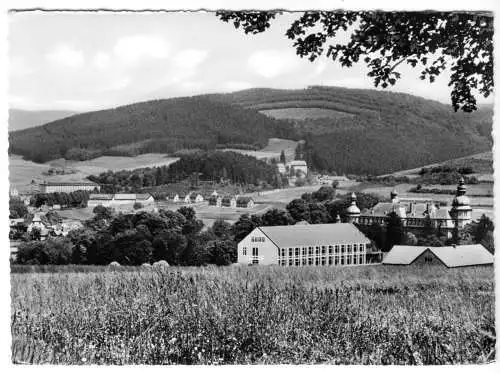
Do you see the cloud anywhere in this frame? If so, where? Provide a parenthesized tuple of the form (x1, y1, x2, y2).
(45, 44, 84, 68)
(248, 50, 300, 78)
(173, 49, 208, 69)
(113, 35, 170, 66)
(10, 56, 37, 77)
(103, 77, 131, 91)
(93, 52, 111, 69)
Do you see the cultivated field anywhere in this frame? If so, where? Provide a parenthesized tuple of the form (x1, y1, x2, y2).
(382, 151, 493, 181)
(260, 107, 355, 120)
(222, 138, 298, 163)
(11, 265, 495, 365)
(9, 154, 179, 189)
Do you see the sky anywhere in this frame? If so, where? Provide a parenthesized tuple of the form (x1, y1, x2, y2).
(8, 11, 494, 112)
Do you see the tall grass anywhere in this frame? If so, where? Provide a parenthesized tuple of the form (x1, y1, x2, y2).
(11, 265, 495, 365)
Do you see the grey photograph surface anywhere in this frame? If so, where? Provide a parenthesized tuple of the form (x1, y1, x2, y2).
(8, 9, 495, 365)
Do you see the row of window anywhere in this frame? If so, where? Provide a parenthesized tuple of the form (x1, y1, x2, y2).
(278, 254, 365, 267)
(251, 236, 265, 243)
(278, 244, 365, 257)
(242, 244, 366, 257)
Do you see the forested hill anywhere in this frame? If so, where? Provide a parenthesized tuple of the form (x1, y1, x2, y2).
(9, 109, 78, 132)
(209, 86, 493, 175)
(8, 97, 296, 163)
(9, 86, 493, 175)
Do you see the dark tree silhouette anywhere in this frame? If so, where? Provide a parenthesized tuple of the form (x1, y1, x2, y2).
(217, 11, 493, 112)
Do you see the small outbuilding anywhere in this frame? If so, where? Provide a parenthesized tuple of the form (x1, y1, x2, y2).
(382, 244, 494, 268)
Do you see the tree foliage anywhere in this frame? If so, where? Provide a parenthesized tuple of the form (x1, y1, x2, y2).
(217, 11, 493, 112)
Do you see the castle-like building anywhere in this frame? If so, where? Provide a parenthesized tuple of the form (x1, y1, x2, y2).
(345, 177, 472, 235)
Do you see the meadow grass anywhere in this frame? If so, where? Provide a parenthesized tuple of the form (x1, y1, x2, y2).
(11, 265, 495, 365)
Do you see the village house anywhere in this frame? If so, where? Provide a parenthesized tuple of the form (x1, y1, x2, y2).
(208, 195, 222, 207)
(345, 178, 472, 237)
(236, 196, 255, 208)
(87, 194, 114, 208)
(276, 163, 287, 175)
(221, 195, 237, 208)
(178, 194, 190, 203)
(169, 194, 180, 203)
(237, 223, 371, 266)
(189, 193, 204, 204)
(287, 160, 308, 177)
(27, 214, 49, 240)
(39, 180, 100, 194)
(382, 244, 493, 268)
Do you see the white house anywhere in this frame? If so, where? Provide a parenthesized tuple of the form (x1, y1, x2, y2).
(189, 193, 204, 204)
(237, 223, 371, 266)
(88, 194, 114, 208)
(276, 163, 287, 175)
(287, 160, 308, 177)
(221, 195, 237, 208)
(236, 196, 255, 208)
(208, 195, 222, 207)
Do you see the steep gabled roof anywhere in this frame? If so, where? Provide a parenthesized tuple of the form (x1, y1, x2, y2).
(382, 246, 428, 265)
(89, 194, 114, 200)
(431, 245, 493, 267)
(257, 223, 370, 248)
(383, 244, 494, 267)
(114, 194, 137, 200)
(136, 194, 153, 201)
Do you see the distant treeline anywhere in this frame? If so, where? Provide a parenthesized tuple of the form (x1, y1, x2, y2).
(89, 151, 281, 192)
(30, 191, 90, 208)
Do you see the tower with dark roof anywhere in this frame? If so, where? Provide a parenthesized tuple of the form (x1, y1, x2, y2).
(345, 192, 361, 223)
(449, 177, 472, 229)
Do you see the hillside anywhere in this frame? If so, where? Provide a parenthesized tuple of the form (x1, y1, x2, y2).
(209, 86, 493, 175)
(9, 87, 493, 175)
(9, 109, 78, 132)
(9, 97, 295, 163)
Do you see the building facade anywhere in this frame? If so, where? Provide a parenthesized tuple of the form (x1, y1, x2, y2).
(88, 193, 155, 208)
(40, 181, 100, 194)
(237, 223, 371, 266)
(347, 178, 472, 234)
(287, 160, 308, 177)
(236, 197, 255, 208)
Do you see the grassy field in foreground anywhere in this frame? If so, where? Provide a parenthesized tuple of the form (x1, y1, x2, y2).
(11, 265, 495, 365)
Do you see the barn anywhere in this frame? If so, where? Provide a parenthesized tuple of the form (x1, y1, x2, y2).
(382, 244, 494, 268)
(237, 223, 371, 266)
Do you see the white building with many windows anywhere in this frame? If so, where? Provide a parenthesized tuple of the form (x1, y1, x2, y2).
(237, 223, 371, 266)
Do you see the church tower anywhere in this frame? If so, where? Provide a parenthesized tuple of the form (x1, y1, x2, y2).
(449, 177, 472, 229)
(345, 192, 361, 223)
